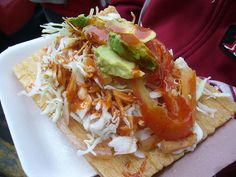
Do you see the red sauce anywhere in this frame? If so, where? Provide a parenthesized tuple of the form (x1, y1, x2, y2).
(66, 74, 78, 103)
(139, 159, 147, 174)
(106, 21, 127, 33)
(57, 65, 71, 88)
(70, 97, 83, 113)
(134, 25, 153, 42)
(120, 33, 140, 46)
(144, 39, 176, 88)
(84, 25, 108, 45)
(122, 159, 147, 177)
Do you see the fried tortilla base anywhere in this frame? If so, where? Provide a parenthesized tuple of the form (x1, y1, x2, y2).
(13, 49, 236, 177)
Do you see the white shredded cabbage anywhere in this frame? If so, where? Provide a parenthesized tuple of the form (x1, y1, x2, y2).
(174, 57, 188, 69)
(169, 49, 173, 56)
(125, 103, 142, 117)
(41, 86, 64, 122)
(196, 77, 211, 101)
(77, 135, 101, 156)
(93, 77, 103, 88)
(40, 22, 64, 35)
(76, 107, 90, 120)
(104, 85, 132, 92)
(88, 8, 95, 18)
(126, 105, 135, 117)
(89, 111, 111, 132)
(134, 150, 145, 158)
(91, 107, 119, 136)
(95, 100, 102, 111)
(123, 117, 131, 128)
(194, 122, 203, 142)
(70, 112, 82, 123)
(196, 77, 230, 101)
(58, 37, 78, 51)
(62, 91, 69, 124)
(149, 91, 162, 99)
(70, 61, 87, 77)
(64, 63, 85, 84)
(197, 102, 217, 118)
(82, 115, 93, 131)
(74, 105, 120, 154)
(108, 136, 137, 155)
(95, 6, 99, 15)
(203, 88, 231, 99)
(207, 92, 231, 99)
(135, 128, 152, 141)
(172, 122, 203, 155)
(97, 13, 121, 21)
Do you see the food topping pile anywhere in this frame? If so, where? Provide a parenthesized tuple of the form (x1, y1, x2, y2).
(21, 7, 230, 157)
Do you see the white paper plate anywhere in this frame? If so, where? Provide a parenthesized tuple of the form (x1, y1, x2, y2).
(0, 35, 236, 177)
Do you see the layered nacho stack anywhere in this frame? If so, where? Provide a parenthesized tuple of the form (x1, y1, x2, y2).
(13, 6, 236, 177)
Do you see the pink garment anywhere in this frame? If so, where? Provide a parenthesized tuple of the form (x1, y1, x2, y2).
(0, 0, 35, 35)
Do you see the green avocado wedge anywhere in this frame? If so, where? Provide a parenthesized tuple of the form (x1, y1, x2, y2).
(94, 46, 136, 79)
(68, 14, 89, 28)
(109, 32, 158, 71)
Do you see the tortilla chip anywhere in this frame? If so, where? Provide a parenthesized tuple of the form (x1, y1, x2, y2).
(13, 49, 236, 177)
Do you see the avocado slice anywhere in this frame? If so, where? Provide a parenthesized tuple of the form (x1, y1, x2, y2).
(68, 14, 89, 28)
(109, 32, 158, 71)
(94, 46, 136, 79)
